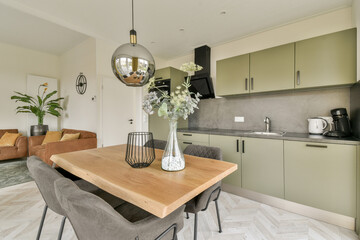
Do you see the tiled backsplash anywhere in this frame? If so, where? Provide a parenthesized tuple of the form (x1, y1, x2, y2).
(189, 88, 350, 133)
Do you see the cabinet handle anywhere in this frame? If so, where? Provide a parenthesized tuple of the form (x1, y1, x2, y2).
(183, 142, 192, 145)
(236, 140, 239, 152)
(183, 134, 192, 136)
(242, 140, 245, 153)
(251, 78, 254, 90)
(296, 71, 300, 85)
(305, 144, 327, 148)
(245, 78, 248, 90)
(155, 77, 163, 80)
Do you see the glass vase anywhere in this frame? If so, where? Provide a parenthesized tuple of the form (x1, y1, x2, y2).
(162, 118, 185, 171)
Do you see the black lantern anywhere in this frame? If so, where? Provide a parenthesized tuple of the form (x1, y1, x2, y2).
(125, 132, 155, 168)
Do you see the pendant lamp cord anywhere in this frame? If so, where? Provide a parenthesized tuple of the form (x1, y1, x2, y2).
(132, 0, 134, 30)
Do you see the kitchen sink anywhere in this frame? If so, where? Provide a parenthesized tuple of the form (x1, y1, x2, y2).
(246, 131, 286, 136)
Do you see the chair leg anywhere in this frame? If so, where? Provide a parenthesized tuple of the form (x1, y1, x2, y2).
(194, 213, 198, 240)
(186, 212, 189, 219)
(215, 200, 222, 233)
(57, 216, 66, 240)
(36, 204, 48, 240)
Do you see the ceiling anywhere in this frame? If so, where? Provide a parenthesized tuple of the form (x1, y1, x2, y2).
(0, 3, 88, 55)
(0, 0, 353, 58)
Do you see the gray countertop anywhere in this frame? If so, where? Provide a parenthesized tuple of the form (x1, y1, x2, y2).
(178, 128, 360, 145)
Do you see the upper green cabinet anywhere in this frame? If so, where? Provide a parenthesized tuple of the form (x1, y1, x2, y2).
(209, 135, 242, 187)
(295, 29, 356, 89)
(242, 137, 284, 198)
(250, 43, 294, 93)
(215, 28, 356, 96)
(216, 54, 249, 96)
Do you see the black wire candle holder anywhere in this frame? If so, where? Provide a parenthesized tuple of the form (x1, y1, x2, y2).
(125, 132, 155, 168)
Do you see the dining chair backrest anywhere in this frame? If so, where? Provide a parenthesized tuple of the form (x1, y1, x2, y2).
(54, 178, 139, 240)
(183, 145, 222, 213)
(144, 139, 167, 150)
(27, 156, 66, 216)
(183, 144, 222, 161)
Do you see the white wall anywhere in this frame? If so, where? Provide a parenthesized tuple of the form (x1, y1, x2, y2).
(60, 38, 97, 132)
(164, 7, 355, 89)
(0, 41, 59, 135)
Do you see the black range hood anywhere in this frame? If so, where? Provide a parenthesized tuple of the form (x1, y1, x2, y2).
(188, 45, 215, 99)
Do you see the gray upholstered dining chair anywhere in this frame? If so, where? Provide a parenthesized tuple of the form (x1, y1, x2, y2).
(144, 139, 167, 150)
(27, 156, 124, 240)
(183, 145, 223, 240)
(54, 177, 185, 240)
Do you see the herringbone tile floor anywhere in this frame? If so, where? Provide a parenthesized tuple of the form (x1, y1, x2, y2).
(0, 181, 358, 240)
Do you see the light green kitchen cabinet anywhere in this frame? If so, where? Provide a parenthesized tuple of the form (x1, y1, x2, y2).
(295, 28, 356, 89)
(179, 140, 209, 151)
(209, 135, 241, 187)
(216, 54, 250, 96)
(284, 141, 356, 217)
(178, 132, 209, 151)
(242, 137, 284, 198)
(250, 43, 294, 93)
(149, 67, 188, 140)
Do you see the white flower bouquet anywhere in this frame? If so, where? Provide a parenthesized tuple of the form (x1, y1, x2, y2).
(143, 62, 202, 120)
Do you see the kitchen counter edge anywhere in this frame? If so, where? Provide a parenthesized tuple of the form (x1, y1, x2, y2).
(177, 128, 360, 145)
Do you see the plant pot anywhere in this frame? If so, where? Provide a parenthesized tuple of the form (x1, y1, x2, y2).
(30, 125, 49, 136)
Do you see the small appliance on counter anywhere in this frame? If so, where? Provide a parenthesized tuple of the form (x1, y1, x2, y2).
(308, 117, 328, 134)
(323, 108, 352, 137)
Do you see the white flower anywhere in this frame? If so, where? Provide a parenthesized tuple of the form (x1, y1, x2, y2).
(180, 62, 203, 72)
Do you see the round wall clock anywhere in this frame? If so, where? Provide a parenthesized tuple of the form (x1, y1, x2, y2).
(76, 72, 87, 95)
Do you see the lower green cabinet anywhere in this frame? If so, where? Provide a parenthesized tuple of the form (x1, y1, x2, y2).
(179, 140, 209, 151)
(284, 141, 356, 217)
(209, 135, 241, 187)
(178, 132, 209, 151)
(242, 137, 284, 198)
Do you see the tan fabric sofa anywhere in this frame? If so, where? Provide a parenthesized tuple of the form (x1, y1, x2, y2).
(0, 129, 28, 161)
(29, 128, 97, 166)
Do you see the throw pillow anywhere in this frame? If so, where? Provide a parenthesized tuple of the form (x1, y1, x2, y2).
(0, 132, 21, 146)
(42, 131, 62, 145)
(60, 133, 80, 142)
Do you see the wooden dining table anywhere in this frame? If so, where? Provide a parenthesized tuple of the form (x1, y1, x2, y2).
(50, 144, 238, 218)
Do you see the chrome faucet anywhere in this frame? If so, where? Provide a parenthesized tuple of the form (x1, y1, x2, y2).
(264, 117, 271, 132)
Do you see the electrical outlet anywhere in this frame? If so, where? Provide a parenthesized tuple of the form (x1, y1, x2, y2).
(234, 116, 244, 122)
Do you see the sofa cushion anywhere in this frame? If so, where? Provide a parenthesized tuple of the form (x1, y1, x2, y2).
(0, 129, 18, 138)
(62, 129, 96, 139)
(42, 131, 62, 145)
(0, 132, 21, 146)
(60, 133, 80, 142)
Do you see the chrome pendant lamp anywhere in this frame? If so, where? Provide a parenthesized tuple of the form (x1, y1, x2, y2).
(111, 0, 155, 87)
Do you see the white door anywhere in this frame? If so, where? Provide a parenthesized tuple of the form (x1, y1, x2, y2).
(102, 77, 136, 147)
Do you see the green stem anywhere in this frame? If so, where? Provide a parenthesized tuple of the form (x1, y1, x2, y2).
(38, 115, 43, 125)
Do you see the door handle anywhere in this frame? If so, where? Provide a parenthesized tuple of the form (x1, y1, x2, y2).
(250, 78, 254, 90)
(242, 140, 245, 153)
(296, 71, 300, 85)
(183, 134, 192, 136)
(245, 78, 248, 90)
(305, 144, 327, 148)
(183, 142, 192, 145)
(236, 139, 239, 152)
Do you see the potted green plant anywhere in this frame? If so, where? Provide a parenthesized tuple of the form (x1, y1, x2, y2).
(11, 83, 64, 136)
